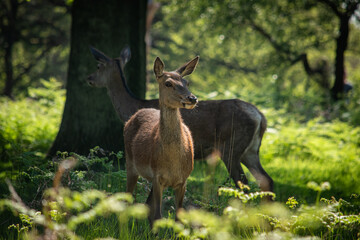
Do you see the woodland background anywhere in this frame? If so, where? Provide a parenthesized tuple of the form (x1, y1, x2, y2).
(0, 0, 360, 239)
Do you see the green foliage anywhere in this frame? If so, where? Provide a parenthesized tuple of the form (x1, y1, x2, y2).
(218, 187, 275, 203)
(4, 174, 357, 240)
(0, 78, 64, 161)
(286, 197, 299, 210)
(0, 1, 70, 96)
(154, 184, 360, 239)
(148, 0, 360, 123)
(1, 148, 359, 239)
(55, 147, 125, 192)
(1, 185, 148, 239)
(0, 78, 65, 200)
(6, 146, 126, 208)
(260, 112, 360, 202)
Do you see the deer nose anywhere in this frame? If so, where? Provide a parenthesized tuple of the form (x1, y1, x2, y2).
(87, 75, 95, 86)
(187, 95, 198, 104)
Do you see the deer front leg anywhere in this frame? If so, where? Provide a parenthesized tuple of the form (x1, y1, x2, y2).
(149, 178, 164, 227)
(174, 183, 186, 221)
(146, 187, 154, 225)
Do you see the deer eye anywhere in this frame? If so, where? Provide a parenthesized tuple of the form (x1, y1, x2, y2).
(165, 81, 172, 88)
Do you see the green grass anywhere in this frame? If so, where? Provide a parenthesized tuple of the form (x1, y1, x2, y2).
(0, 79, 64, 183)
(260, 116, 360, 203)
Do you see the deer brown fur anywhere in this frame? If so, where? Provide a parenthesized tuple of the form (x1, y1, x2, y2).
(88, 47, 273, 193)
(123, 56, 198, 225)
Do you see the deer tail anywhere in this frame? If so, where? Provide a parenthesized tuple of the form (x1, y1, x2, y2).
(259, 111, 267, 139)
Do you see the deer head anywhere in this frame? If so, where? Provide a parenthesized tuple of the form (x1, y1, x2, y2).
(87, 46, 131, 87)
(154, 56, 199, 109)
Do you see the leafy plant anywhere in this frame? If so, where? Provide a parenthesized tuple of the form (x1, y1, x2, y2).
(154, 182, 360, 239)
(1, 160, 149, 240)
(0, 78, 64, 165)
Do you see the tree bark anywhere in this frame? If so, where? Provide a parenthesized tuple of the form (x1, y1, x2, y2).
(48, 0, 147, 156)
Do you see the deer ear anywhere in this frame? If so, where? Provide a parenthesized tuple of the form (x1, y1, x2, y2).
(154, 57, 165, 79)
(176, 56, 199, 77)
(89, 46, 110, 63)
(120, 45, 131, 65)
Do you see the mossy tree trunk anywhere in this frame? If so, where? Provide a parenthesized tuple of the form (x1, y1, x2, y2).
(48, 0, 146, 156)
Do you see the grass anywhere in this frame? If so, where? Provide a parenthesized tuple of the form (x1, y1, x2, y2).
(0, 81, 360, 239)
(260, 116, 360, 203)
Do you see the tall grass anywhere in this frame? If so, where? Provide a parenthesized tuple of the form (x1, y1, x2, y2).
(0, 78, 64, 162)
(2, 156, 359, 239)
(261, 110, 360, 202)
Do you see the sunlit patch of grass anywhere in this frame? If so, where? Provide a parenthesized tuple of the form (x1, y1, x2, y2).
(260, 113, 360, 203)
(0, 78, 64, 161)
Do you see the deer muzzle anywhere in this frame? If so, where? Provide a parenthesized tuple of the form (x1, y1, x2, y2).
(181, 95, 198, 109)
(187, 95, 198, 104)
(87, 75, 95, 86)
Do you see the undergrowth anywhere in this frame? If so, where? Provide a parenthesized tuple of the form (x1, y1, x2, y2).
(0, 78, 64, 182)
(1, 153, 359, 239)
(260, 111, 360, 202)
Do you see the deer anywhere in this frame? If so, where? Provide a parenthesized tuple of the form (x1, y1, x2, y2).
(87, 46, 273, 194)
(124, 56, 198, 225)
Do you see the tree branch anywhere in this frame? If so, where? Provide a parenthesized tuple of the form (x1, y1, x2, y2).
(300, 53, 314, 75)
(298, 53, 331, 89)
(318, 0, 342, 17)
(13, 45, 54, 83)
(347, 2, 360, 17)
(211, 58, 258, 74)
(47, 0, 72, 12)
(246, 18, 295, 62)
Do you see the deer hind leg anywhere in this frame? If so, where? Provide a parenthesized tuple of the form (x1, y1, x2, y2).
(242, 150, 273, 193)
(221, 145, 248, 187)
(174, 183, 186, 221)
(126, 158, 139, 194)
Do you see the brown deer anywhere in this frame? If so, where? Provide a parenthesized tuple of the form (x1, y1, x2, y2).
(124, 56, 198, 225)
(87, 47, 273, 193)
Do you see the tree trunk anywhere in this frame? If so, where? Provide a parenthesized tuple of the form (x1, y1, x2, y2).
(331, 14, 349, 101)
(48, 0, 146, 156)
(3, 42, 14, 99)
(2, 0, 18, 99)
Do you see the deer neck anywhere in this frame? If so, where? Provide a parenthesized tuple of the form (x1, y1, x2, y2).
(106, 61, 142, 122)
(159, 103, 184, 143)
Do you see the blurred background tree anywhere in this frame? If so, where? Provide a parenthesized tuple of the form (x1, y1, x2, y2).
(0, 0, 70, 99)
(48, 0, 146, 156)
(149, 0, 359, 102)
